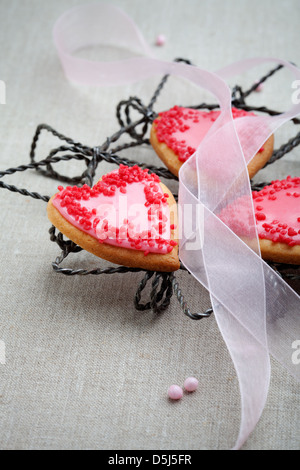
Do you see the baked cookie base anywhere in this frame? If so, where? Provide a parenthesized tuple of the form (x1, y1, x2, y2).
(259, 239, 300, 265)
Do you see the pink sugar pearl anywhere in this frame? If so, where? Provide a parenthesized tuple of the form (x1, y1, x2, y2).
(183, 377, 199, 392)
(254, 81, 264, 92)
(168, 384, 183, 400)
(156, 34, 166, 46)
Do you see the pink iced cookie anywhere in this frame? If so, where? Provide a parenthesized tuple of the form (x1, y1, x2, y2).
(48, 165, 180, 272)
(218, 176, 300, 265)
(150, 106, 274, 178)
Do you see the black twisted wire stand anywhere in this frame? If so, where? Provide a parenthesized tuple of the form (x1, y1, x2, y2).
(0, 58, 299, 319)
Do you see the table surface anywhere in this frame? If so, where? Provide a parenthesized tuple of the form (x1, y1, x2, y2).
(0, 0, 299, 450)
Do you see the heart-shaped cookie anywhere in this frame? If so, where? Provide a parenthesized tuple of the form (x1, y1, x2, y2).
(253, 176, 300, 264)
(47, 165, 180, 272)
(219, 176, 300, 265)
(150, 106, 274, 178)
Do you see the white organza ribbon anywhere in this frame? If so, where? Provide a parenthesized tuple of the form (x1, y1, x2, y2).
(53, 3, 300, 449)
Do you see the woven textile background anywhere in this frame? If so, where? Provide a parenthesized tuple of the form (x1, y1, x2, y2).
(0, 0, 299, 450)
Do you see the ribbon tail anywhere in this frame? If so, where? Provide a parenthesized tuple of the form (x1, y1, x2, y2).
(212, 299, 271, 450)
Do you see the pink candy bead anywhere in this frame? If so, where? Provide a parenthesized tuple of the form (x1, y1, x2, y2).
(254, 81, 264, 92)
(168, 384, 183, 400)
(183, 377, 199, 392)
(156, 34, 166, 46)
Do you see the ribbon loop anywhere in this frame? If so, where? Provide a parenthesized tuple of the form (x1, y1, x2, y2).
(53, 3, 300, 449)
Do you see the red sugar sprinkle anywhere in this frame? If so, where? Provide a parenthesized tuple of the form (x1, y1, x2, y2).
(288, 227, 297, 237)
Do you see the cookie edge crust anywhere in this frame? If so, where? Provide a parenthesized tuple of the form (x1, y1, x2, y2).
(47, 182, 180, 272)
(259, 238, 300, 265)
(150, 120, 274, 179)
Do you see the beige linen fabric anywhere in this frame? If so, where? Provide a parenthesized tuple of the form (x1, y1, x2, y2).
(0, 0, 299, 450)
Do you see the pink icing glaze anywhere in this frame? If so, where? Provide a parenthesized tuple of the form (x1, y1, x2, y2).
(219, 177, 300, 247)
(52, 165, 176, 255)
(154, 106, 263, 162)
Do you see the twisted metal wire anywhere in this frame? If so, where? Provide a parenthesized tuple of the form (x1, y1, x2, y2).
(0, 59, 299, 318)
(171, 274, 213, 320)
(265, 131, 300, 166)
(134, 271, 174, 314)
